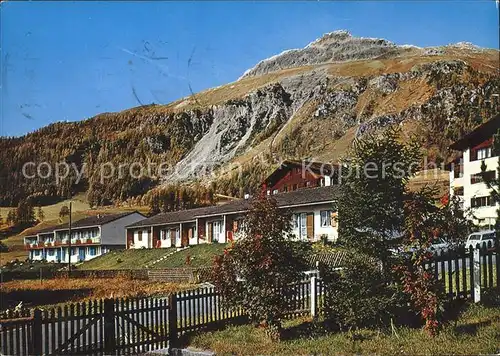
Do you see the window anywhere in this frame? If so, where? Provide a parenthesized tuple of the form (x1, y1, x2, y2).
(283, 185, 288, 192)
(161, 230, 168, 240)
(482, 232, 495, 241)
(453, 186, 464, 196)
(137, 231, 142, 241)
(469, 234, 481, 240)
(477, 147, 492, 160)
(471, 170, 495, 184)
(89, 247, 96, 256)
(300, 213, 307, 239)
(292, 214, 299, 229)
(320, 211, 332, 227)
(471, 196, 495, 208)
(71, 248, 77, 255)
(453, 166, 463, 179)
(48, 249, 54, 256)
(34, 250, 40, 256)
(318, 178, 325, 187)
(306, 181, 311, 187)
(471, 146, 493, 161)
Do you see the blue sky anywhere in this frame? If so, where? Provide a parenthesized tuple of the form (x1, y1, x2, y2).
(1, 1, 498, 137)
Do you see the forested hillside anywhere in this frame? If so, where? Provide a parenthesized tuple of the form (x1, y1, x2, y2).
(1, 31, 498, 208)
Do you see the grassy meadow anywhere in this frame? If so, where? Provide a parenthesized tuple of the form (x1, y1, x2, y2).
(1, 276, 190, 310)
(187, 304, 500, 355)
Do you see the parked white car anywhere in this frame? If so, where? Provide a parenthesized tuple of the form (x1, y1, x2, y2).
(428, 238, 450, 254)
(465, 230, 496, 249)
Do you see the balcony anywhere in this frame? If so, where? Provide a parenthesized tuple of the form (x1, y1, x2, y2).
(59, 237, 101, 246)
(24, 240, 38, 249)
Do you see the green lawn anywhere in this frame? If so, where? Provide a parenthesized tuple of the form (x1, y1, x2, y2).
(78, 244, 227, 270)
(78, 248, 174, 270)
(187, 304, 500, 355)
(151, 243, 227, 269)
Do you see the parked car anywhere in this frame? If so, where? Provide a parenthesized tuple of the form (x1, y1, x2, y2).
(465, 230, 496, 249)
(428, 238, 450, 254)
(389, 237, 450, 256)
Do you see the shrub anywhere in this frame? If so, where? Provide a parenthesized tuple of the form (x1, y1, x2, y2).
(212, 192, 311, 340)
(0, 240, 9, 253)
(320, 252, 404, 331)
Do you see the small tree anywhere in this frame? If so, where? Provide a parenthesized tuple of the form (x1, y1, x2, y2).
(321, 252, 400, 331)
(148, 195, 161, 216)
(395, 187, 445, 336)
(0, 240, 8, 253)
(59, 205, 70, 219)
(15, 199, 35, 227)
(212, 192, 311, 339)
(6, 209, 16, 226)
(37, 206, 45, 222)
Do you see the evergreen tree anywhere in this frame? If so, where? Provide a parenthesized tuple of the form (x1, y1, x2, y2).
(337, 127, 421, 270)
(148, 195, 161, 216)
(15, 199, 36, 226)
(37, 206, 45, 222)
(6, 209, 16, 226)
(59, 205, 70, 219)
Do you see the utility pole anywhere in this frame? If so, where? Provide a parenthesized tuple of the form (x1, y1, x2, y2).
(67, 202, 72, 276)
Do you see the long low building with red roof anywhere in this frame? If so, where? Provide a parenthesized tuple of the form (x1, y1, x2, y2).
(126, 160, 340, 249)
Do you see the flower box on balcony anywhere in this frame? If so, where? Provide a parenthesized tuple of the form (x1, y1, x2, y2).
(86, 238, 93, 244)
(75, 239, 82, 245)
(54, 241, 61, 246)
(37, 242, 44, 247)
(45, 242, 52, 247)
(25, 244, 31, 250)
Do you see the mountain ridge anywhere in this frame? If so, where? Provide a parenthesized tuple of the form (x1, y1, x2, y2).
(0, 31, 498, 208)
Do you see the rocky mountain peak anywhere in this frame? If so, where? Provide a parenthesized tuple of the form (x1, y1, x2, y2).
(240, 30, 401, 79)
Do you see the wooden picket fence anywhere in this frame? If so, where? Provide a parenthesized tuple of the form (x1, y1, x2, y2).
(425, 241, 499, 301)
(0, 242, 497, 355)
(0, 278, 321, 356)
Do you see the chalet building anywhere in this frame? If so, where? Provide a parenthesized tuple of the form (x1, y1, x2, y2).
(126, 185, 339, 249)
(449, 114, 500, 227)
(24, 211, 145, 263)
(263, 160, 338, 194)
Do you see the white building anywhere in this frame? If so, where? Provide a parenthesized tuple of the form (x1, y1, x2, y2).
(24, 211, 145, 263)
(126, 185, 339, 249)
(449, 114, 499, 228)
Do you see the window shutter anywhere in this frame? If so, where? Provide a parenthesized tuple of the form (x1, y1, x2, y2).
(331, 212, 337, 227)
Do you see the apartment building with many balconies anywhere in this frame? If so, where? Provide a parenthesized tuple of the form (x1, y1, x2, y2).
(24, 211, 145, 263)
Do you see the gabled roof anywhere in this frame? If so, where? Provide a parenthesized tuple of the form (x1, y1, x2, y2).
(127, 185, 340, 229)
(27, 211, 145, 236)
(450, 114, 500, 151)
(264, 160, 338, 188)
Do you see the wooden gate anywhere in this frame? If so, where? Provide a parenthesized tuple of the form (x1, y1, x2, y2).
(112, 297, 169, 354)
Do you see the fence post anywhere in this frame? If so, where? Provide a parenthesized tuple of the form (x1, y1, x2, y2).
(310, 276, 317, 318)
(103, 298, 116, 353)
(473, 247, 481, 303)
(33, 309, 43, 355)
(168, 293, 178, 349)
